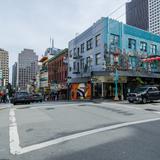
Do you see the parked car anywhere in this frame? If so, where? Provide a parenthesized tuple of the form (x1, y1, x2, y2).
(11, 92, 31, 105)
(127, 85, 160, 104)
(31, 94, 43, 103)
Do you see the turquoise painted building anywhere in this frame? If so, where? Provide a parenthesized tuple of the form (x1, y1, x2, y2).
(68, 17, 160, 100)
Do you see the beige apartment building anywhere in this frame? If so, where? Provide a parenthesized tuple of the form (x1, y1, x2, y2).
(0, 49, 9, 86)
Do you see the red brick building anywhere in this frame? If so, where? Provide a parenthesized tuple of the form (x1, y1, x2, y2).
(48, 49, 68, 99)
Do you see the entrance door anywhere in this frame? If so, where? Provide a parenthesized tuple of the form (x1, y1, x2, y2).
(104, 83, 114, 99)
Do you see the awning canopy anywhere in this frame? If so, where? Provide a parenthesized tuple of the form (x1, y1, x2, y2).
(142, 56, 160, 63)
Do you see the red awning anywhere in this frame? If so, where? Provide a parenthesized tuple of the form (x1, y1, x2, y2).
(142, 56, 160, 63)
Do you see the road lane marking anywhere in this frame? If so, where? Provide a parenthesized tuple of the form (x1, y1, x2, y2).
(9, 106, 160, 155)
(154, 112, 160, 114)
(18, 117, 160, 155)
(9, 108, 22, 155)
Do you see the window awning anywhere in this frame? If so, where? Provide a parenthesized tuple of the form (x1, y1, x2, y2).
(142, 56, 160, 63)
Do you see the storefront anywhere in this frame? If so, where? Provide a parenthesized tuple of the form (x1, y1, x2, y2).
(92, 76, 127, 100)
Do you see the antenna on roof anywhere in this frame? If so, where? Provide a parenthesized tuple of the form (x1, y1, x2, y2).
(50, 37, 55, 55)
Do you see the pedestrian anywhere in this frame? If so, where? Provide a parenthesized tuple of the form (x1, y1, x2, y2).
(2, 93, 6, 103)
(6, 93, 10, 103)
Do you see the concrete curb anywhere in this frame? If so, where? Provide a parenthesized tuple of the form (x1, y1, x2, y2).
(0, 107, 7, 110)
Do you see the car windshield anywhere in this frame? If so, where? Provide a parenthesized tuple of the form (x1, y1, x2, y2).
(134, 87, 148, 93)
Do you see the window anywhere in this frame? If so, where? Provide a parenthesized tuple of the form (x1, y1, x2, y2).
(86, 57, 91, 67)
(110, 34, 119, 46)
(129, 57, 136, 68)
(65, 71, 67, 78)
(128, 38, 136, 50)
(80, 59, 84, 69)
(150, 44, 157, 55)
(81, 43, 85, 53)
(77, 47, 80, 56)
(73, 48, 76, 57)
(95, 53, 101, 65)
(69, 50, 72, 58)
(73, 62, 76, 70)
(86, 39, 93, 50)
(95, 34, 101, 47)
(140, 42, 147, 52)
(77, 62, 80, 72)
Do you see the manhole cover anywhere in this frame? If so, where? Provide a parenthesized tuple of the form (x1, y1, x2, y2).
(26, 128, 34, 132)
(79, 104, 87, 106)
(45, 108, 55, 110)
(17, 106, 30, 109)
(145, 108, 158, 112)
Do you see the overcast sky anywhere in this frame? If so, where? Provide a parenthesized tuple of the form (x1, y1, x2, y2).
(0, 0, 129, 82)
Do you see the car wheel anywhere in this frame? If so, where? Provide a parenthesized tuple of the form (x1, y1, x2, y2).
(13, 102, 16, 105)
(142, 97, 147, 104)
(128, 100, 133, 103)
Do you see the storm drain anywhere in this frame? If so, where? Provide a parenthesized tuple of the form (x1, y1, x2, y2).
(145, 108, 158, 112)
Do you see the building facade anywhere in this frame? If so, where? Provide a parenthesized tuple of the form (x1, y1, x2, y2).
(17, 49, 38, 91)
(0, 49, 9, 86)
(126, 0, 160, 35)
(0, 70, 3, 88)
(12, 62, 17, 89)
(68, 17, 160, 100)
(148, 0, 160, 35)
(48, 49, 68, 100)
(126, 0, 149, 31)
(39, 56, 49, 94)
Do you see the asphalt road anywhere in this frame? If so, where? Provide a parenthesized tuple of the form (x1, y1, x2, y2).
(0, 101, 160, 160)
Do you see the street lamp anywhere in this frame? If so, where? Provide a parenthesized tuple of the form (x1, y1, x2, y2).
(113, 51, 120, 101)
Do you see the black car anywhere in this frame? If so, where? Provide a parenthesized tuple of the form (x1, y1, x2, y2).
(127, 86, 160, 104)
(11, 92, 31, 105)
(31, 94, 43, 103)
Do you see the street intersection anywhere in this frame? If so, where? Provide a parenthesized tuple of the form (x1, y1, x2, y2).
(1, 101, 160, 160)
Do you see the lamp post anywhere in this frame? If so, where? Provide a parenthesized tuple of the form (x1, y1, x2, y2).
(113, 51, 120, 101)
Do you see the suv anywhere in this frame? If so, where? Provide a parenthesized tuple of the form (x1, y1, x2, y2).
(127, 86, 160, 104)
(11, 92, 31, 105)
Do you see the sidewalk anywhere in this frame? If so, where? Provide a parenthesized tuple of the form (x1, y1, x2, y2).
(0, 103, 11, 110)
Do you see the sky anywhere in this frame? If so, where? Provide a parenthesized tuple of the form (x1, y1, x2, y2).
(0, 0, 129, 82)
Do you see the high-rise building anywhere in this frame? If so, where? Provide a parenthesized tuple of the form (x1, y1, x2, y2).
(12, 62, 17, 89)
(18, 49, 38, 90)
(148, 0, 160, 35)
(0, 48, 9, 86)
(126, 0, 160, 35)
